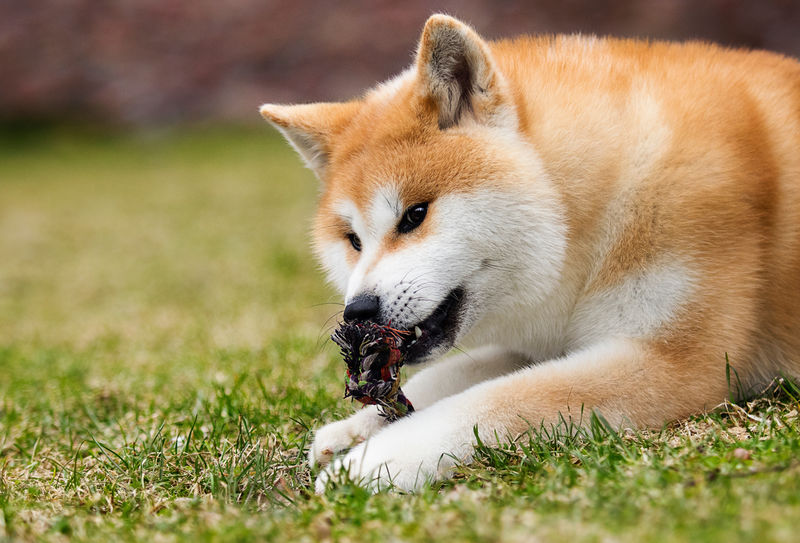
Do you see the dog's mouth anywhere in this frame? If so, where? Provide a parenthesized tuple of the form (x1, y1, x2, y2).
(401, 287, 465, 365)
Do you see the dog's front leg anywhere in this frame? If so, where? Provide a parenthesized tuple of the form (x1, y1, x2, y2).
(315, 337, 728, 492)
(308, 346, 529, 467)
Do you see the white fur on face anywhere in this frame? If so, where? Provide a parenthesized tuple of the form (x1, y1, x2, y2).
(318, 184, 568, 358)
(316, 240, 351, 294)
(314, 199, 365, 294)
(335, 187, 404, 305)
(367, 185, 403, 243)
(366, 188, 568, 331)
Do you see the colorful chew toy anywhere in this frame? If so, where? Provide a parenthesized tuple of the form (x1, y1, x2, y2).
(331, 322, 414, 422)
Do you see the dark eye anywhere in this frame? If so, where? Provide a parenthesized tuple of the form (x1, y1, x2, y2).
(346, 232, 362, 252)
(398, 203, 428, 234)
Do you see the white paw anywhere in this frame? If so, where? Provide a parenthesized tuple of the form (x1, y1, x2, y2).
(308, 405, 385, 468)
(315, 401, 477, 493)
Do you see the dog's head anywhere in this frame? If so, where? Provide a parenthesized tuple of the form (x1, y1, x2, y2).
(261, 15, 567, 363)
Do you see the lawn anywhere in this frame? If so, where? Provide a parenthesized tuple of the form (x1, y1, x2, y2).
(1, 126, 799, 542)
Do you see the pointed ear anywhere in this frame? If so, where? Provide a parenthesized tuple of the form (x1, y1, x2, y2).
(259, 102, 357, 178)
(415, 14, 508, 129)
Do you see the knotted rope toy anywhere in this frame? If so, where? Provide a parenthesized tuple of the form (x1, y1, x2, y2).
(331, 322, 414, 422)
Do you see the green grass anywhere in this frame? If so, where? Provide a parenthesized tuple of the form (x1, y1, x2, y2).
(1, 126, 800, 542)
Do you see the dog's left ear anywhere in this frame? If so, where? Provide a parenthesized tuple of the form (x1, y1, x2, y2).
(259, 101, 357, 179)
(415, 14, 510, 129)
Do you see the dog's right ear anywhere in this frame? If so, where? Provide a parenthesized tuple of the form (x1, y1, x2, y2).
(259, 102, 357, 179)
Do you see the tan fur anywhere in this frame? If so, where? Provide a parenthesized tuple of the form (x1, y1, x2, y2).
(262, 15, 800, 483)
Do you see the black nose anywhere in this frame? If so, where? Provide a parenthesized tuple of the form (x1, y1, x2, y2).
(343, 294, 380, 322)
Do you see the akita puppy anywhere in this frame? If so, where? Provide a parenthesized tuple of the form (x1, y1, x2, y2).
(260, 14, 800, 492)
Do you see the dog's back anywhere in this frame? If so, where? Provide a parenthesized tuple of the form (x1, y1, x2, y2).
(490, 35, 800, 387)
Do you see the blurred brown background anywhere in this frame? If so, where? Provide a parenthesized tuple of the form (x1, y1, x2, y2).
(2, 0, 799, 126)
